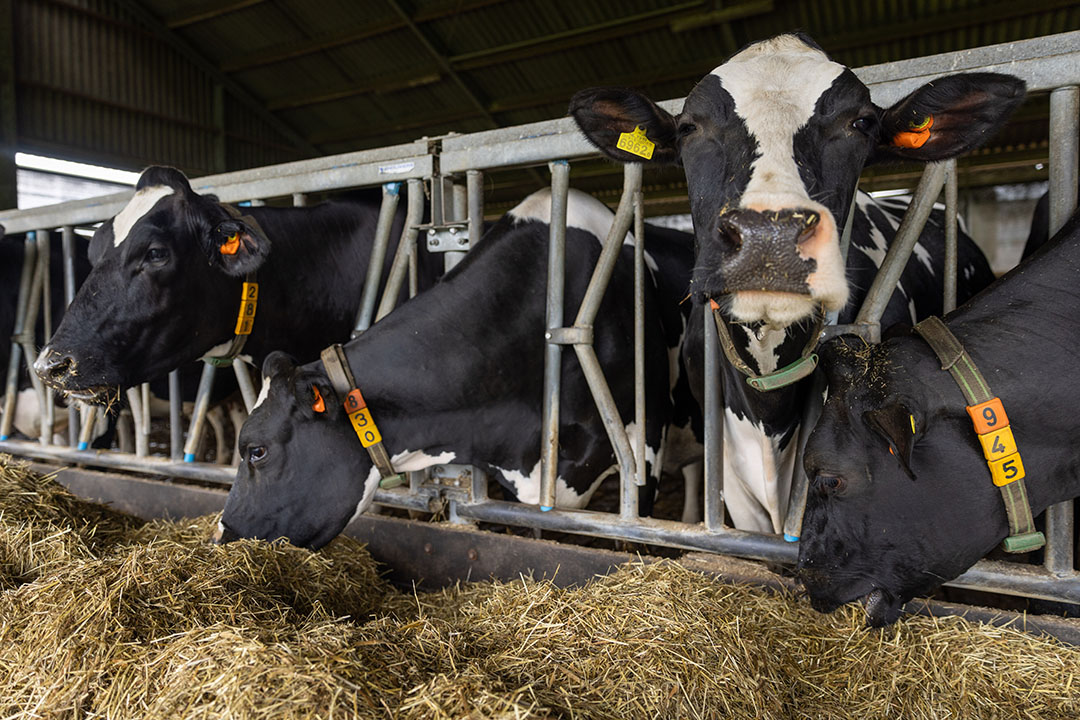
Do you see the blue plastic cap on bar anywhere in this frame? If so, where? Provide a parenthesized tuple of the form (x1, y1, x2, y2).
(184, 452, 196, 463)
(0, 435, 7, 441)
(77, 442, 88, 451)
(541, 506, 554, 512)
(783, 533, 800, 543)
(385, 182, 402, 196)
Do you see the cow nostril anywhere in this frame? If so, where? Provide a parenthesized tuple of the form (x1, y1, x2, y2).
(35, 351, 75, 383)
(717, 219, 743, 252)
(797, 211, 820, 243)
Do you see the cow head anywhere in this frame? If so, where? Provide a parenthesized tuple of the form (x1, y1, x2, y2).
(570, 33, 1024, 329)
(216, 352, 377, 550)
(34, 166, 271, 402)
(796, 336, 1011, 626)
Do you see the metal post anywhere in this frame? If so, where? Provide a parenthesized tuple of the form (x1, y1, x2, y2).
(703, 302, 725, 531)
(292, 192, 307, 207)
(854, 162, 947, 340)
(1044, 85, 1079, 576)
(232, 358, 257, 413)
(539, 160, 570, 512)
(375, 178, 424, 322)
(443, 180, 469, 271)
(168, 369, 182, 460)
(943, 159, 959, 314)
(467, 169, 484, 249)
(182, 362, 217, 462)
(35, 229, 55, 445)
(782, 369, 827, 542)
(61, 225, 80, 446)
(632, 186, 646, 491)
(77, 404, 98, 450)
(18, 233, 50, 435)
(0, 234, 36, 440)
(125, 386, 148, 457)
(353, 182, 401, 336)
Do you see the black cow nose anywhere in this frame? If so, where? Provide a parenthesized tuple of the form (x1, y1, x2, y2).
(717, 208, 820, 255)
(34, 349, 76, 386)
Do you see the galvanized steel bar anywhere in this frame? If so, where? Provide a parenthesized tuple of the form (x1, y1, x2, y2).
(375, 179, 424, 322)
(36, 229, 55, 446)
(632, 187, 646, 490)
(1044, 85, 1079, 576)
(232, 358, 258, 413)
(0, 234, 36, 440)
(467, 169, 484, 248)
(61, 225, 80, 446)
(353, 182, 402, 337)
(168, 370, 182, 461)
(77, 405, 98, 450)
(854, 162, 947, 339)
(539, 160, 570, 512)
(292, 193, 307, 207)
(943, 159, 959, 314)
(124, 386, 148, 457)
(443, 180, 468, 271)
(182, 362, 217, 463)
(703, 302, 725, 531)
(18, 233, 50, 430)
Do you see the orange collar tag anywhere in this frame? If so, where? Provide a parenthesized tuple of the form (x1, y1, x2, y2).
(220, 233, 241, 255)
(893, 114, 934, 149)
(311, 385, 325, 413)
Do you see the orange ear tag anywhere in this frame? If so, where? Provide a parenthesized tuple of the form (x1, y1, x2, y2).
(220, 232, 241, 255)
(893, 114, 934, 149)
(311, 385, 325, 413)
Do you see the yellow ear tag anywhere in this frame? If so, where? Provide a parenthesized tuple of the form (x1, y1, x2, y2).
(910, 414, 916, 434)
(616, 125, 655, 160)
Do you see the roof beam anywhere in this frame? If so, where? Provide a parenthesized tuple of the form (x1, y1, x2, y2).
(111, 0, 318, 156)
(220, 0, 507, 74)
(268, 70, 442, 111)
(164, 0, 267, 29)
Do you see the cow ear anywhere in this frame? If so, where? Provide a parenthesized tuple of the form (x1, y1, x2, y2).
(863, 403, 920, 480)
(203, 213, 270, 276)
(569, 87, 679, 164)
(875, 73, 1025, 162)
(88, 220, 113, 266)
(292, 370, 340, 421)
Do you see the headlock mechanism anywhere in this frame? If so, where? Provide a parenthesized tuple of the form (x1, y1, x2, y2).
(319, 343, 397, 480)
(914, 316, 1045, 553)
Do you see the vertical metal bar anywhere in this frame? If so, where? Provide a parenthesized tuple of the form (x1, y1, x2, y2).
(77, 404, 98, 450)
(292, 192, 307, 207)
(632, 186, 646, 490)
(854, 162, 947, 340)
(943, 159, 959, 314)
(141, 382, 151, 437)
(61, 225, 80, 446)
(375, 178, 424, 322)
(18, 233, 49, 433)
(168, 369, 182, 460)
(1045, 85, 1079, 576)
(703, 302, 725, 531)
(0, 234, 36, 440)
(125, 386, 148, 457)
(232, 357, 257, 413)
(36, 229, 54, 445)
(467, 169, 484, 249)
(540, 160, 570, 512)
(353, 182, 401, 336)
(782, 370, 827, 541)
(443, 180, 468, 271)
(182, 362, 217, 462)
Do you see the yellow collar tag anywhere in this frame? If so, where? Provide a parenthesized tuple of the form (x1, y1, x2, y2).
(616, 125, 655, 160)
(234, 281, 258, 335)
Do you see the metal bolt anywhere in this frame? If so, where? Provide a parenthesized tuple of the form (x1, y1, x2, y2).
(449, 227, 457, 234)
(467, 548, 479, 561)
(427, 228, 436, 236)
(458, 236, 467, 246)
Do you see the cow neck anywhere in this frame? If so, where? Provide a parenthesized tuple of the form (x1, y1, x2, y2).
(319, 343, 397, 480)
(710, 299, 825, 392)
(913, 315, 1045, 554)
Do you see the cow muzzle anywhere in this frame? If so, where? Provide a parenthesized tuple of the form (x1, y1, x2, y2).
(711, 208, 819, 295)
(33, 347, 112, 404)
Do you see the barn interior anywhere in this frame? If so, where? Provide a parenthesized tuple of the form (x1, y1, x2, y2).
(1, 1, 1080, 716)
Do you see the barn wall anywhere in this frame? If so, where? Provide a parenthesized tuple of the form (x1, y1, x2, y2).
(11, 0, 305, 177)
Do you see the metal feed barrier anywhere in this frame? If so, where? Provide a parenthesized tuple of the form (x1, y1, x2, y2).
(1, 32, 1079, 607)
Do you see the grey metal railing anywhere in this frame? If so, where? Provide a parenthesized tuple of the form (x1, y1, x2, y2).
(1, 31, 1078, 606)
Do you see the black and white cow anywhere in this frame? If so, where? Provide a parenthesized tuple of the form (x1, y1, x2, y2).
(570, 33, 1020, 533)
(798, 209, 1080, 627)
(33, 166, 437, 403)
(215, 188, 695, 549)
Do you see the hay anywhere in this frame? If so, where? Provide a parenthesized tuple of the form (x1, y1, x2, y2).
(0, 456, 1077, 719)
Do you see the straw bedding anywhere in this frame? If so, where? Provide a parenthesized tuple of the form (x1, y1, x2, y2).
(0, 455, 1077, 719)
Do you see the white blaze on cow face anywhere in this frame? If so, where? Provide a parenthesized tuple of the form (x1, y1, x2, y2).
(712, 35, 850, 322)
(251, 376, 272, 410)
(112, 185, 175, 247)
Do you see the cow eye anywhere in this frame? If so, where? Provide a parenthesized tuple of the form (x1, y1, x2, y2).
(248, 445, 267, 464)
(144, 246, 170, 264)
(813, 473, 845, 495)
(852, 115, 877, 135)
(677, 122, 697, 139)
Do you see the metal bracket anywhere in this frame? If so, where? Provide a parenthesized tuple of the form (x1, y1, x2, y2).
(425, 224, 471, 253)
(821, 322, 880, 344)
(546, 326, 593, 345)
(417, 463, 477, 503)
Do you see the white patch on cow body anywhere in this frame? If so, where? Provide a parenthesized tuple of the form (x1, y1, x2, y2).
(495, 460, 611, 509)
(913, 244, 934, 274)
(722, 409, 797, 534)
(112, 185, 175, 247)
(711, 35, 850, 320)
(251, 376, 271, 410)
